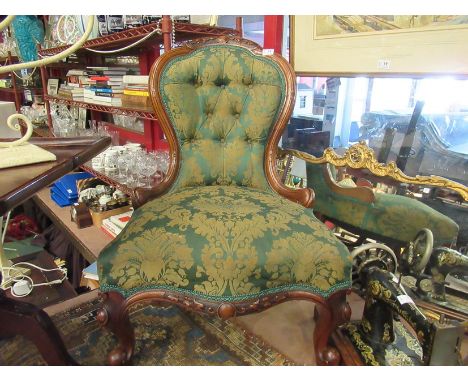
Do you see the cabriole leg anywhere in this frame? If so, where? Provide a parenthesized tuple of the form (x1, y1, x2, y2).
(96, 291, 134, 365)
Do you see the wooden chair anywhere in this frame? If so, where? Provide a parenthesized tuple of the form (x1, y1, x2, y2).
(96, 37, 352, 366)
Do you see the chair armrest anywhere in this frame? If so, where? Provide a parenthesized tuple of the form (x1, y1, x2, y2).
(279, 147, 375, 204)
(319, 162, 376, 203)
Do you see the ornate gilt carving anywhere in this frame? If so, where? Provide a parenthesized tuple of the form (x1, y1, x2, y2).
(283, 141, 468, 201)
(182, 35, 262, 53)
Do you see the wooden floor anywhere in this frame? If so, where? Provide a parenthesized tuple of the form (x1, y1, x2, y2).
(233, 293, 365, 365)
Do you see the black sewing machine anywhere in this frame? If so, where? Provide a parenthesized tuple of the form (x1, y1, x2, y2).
(341, 242, 464, 366)
(400, 229, 468, 317)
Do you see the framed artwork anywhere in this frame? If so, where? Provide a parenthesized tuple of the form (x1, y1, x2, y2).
(47, 78, 59, 96)
(189, 16, 218, 26)
(291, 16, 468, 76)
(313, 16, 468, 39)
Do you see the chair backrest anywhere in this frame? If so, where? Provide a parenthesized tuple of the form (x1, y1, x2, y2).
(149, 37, 296, 193)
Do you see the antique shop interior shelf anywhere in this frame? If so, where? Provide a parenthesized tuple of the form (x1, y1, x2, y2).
(38, 21, 240, 56)
(1, 53, 43, 112)
(44, 95, 157, 120)
(79, 163, 147, 197)
(36, 16, 241, 192)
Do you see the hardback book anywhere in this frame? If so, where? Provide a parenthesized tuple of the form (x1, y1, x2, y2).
(122, 75, 149, 85)
(66, 69, 88, 76)
(101, 217, 122, 237)
(91, 98, 123, 106)
(109, 210, 133, 229)
(93, 95, 122, 102)
(94, 91, 121, 97)
(89, 76, 110, 81)
(82, 262, 99, 280)
(123, 89, 150, 97)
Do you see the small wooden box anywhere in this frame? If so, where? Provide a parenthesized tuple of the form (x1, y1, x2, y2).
(90, 205, 132, 228)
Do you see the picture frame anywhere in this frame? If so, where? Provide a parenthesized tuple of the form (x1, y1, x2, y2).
(189, 16, 218, 26)
(47, 78, 59, 96)
(291, 16, 468, 76)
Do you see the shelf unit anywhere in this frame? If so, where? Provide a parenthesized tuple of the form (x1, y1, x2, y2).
(38, 21, 239, 56)
(44, 95, 157, 120)
(0, 53, 43, 112)
(38, 17, 241, 148)
(80, 164, 136, 196)
(36, 16, 242, 192)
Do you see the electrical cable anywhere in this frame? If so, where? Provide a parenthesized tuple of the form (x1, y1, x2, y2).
(1, 262, 67, 297)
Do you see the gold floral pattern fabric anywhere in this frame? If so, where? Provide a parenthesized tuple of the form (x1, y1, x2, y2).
(98, 186, 352, 299)
(159, 45, 285, 192)
(306, 163, 458, 246)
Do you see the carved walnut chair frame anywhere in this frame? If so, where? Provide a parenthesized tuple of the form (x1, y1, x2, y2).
(96, 37, 351, 366)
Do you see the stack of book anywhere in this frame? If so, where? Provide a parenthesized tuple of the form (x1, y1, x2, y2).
(82, 67, 137, 107)
(66, 69, 90, 101)
(101, 210, 133, 238)
(122, 75, 150, 108)
(57, 84, 74, 99)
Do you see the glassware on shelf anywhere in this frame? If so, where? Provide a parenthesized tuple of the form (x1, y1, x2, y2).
(20, 105, 47, 128)
(112, 115, 144, 132)
(115, 155, 129, 182)
(143, 155, 158, 188)
(152, 149, 170, 180)
(88, 144, 169, 191)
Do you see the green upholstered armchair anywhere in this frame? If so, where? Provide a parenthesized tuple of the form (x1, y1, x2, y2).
(96, 37, 352, 366)
(281, 143, 463, 249)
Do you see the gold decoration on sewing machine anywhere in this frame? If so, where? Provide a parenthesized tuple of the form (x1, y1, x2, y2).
(283, 141, 468, 201)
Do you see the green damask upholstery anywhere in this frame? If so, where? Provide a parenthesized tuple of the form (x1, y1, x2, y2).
(98, 43, 353, 301)
(306, 163, 459, 246)
(160, 45, 284, 191)
(99, 186, 351, 299)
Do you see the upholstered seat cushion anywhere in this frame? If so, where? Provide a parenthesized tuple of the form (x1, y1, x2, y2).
(307, 163, 459, 246)
(98, 186, 352, 300)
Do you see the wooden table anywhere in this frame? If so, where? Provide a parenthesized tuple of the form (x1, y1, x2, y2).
(33, 187, 111, 263)
(0, 137, 110, 216)
(0, 136, 110, 365)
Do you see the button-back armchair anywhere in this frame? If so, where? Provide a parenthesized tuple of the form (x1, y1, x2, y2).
(96, 37, 352, 366)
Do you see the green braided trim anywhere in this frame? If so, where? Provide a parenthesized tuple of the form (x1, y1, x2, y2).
(99, 280, 351, 301)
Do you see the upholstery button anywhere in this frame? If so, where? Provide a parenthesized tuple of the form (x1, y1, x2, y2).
(220, 138, 225, 143)
(207, 112, 212, 117)
(248, 84, 253, 89)
(221, 84, 225, 89)
(235, 113, 240, 119)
